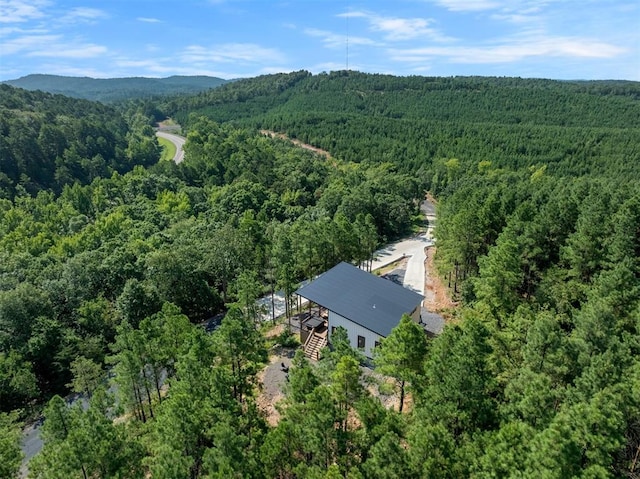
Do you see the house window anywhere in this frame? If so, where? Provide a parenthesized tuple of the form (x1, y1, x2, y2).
(357, 335, 366, 349)
(331, 326, 336, 335)
(375, 341, 381, 350)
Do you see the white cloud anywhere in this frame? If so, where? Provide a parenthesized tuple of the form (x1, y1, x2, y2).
(342, 11, 453, 42)
(0, 25, 49, 37)
(28, 43, 108, 58)
(115, 59, 167, 69)
(490, 13, 535, 24)
(427, 0, 501, 12)
(108, 58, 183, 77)
(307, 62, 348, 72)
(373, 17, 438, 41)
(1, 31, 108, 58)
(67, 7, 106, 20)
(258, 66, 291, 75)
(0, 33, 60, 54)
(389, 33, 626, 64)
(137, 64, 250, 79)
(410, 65, 433, 73)
(305, 28, 379, 49)
(0, 3, 109, 69)
(137, 17, 162, 23)
(58, 7, 108, 24)
(181, 43, 286, 64)
(108, 53, 289, 79)
(0, 0, 50, 23)
(426, 1, 563, 23)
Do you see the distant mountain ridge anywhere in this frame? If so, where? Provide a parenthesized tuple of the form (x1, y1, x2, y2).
(2, 74, 229, 103)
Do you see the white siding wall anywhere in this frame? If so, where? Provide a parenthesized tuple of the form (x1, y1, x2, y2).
(327, 311, 383, 358)
(409, 305, 421, 323)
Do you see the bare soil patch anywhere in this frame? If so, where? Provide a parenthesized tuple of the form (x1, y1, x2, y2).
(256, 352, 292, 426)
(256, 321, 297, 426)
(256, 351, 414, 427)
(263, 322, 285, 339)
(424, 246, 458, 320)
(361, 366, 414, 413)
(261, 130, 333, 159)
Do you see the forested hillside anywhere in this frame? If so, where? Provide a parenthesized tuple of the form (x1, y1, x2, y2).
(169, 71, 640, 180)
(1, 72, 639, 478)
(0, 85, 160, 198)
(3, 74, 229, 103)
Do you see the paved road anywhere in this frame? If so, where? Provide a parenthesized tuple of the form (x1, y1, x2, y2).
(370, 198, 436, 295)
(21, 420, 43, 469)
(20, 394, 88, 477)
(370, 233, 433, 295)
(421, 198, 437, 240)
(156, 131, 186, 164)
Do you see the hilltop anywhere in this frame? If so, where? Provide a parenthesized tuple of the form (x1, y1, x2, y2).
(166, 70, 640, 180)
(2, 74, 229, 103)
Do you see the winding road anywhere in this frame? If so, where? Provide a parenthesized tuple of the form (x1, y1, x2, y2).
(156, 131, 186, 164)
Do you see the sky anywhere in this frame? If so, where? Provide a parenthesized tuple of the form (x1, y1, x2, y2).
(0, 0, 639, 81)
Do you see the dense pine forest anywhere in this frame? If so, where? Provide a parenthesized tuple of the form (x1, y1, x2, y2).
(1, 71, 639, 478)
(0, 85, 161, 198)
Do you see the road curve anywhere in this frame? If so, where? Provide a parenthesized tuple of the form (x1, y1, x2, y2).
(370, 198, 436, 295)
(156, 131, 186, 164)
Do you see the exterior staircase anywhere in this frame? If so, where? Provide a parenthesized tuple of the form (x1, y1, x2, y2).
(304, 331, 327, 361)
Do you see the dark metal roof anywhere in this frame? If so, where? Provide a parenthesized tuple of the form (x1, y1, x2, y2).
(296, 262, 424, 338)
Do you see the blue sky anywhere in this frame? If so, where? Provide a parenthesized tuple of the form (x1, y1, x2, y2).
(1, 0, 638, 81)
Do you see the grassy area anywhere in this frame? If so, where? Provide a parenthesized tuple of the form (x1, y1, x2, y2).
(157, 136, 177, 161)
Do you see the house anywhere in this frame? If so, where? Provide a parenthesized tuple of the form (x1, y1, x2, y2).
(295, 262, 424, 359)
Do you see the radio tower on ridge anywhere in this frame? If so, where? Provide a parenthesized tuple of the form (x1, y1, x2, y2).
(346, 8, 349, 71)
